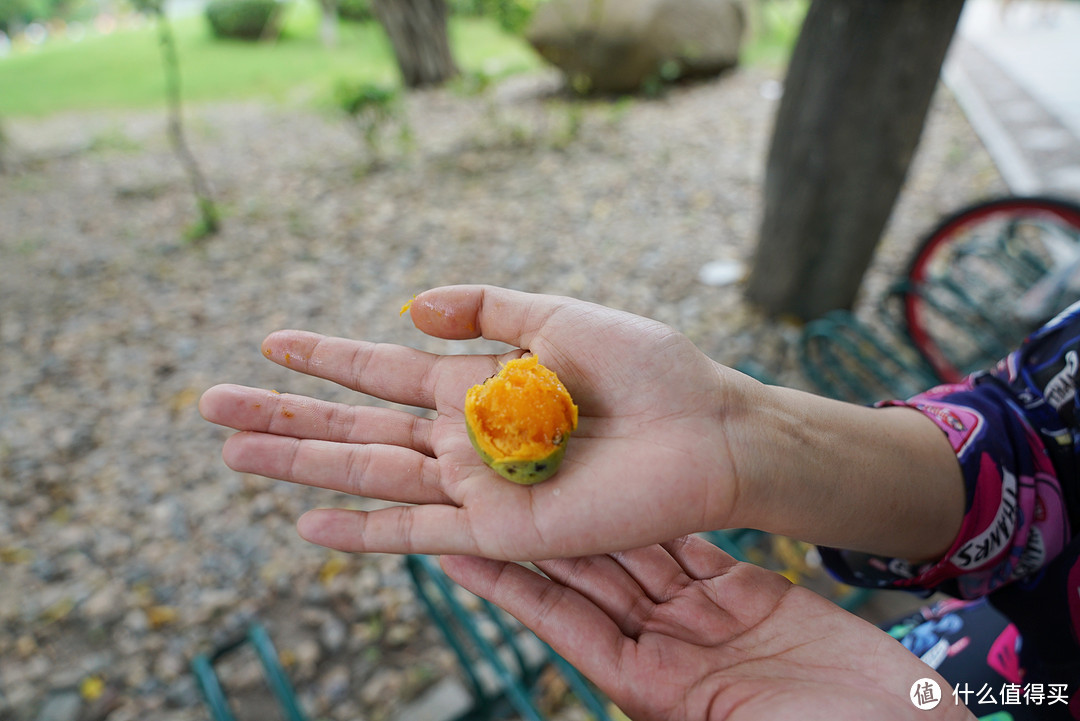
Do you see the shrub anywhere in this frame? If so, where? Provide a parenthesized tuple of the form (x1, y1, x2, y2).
(447, 0, 483, 16)
(334, 80, 409, 161)
(333, 0, 543, 34)
(337, 0, 373, 23)
(451, 0, 544, 34)
(204, 0, 283, 40)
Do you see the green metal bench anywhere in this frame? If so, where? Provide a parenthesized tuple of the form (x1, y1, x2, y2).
(404, 554, 614, 721)
(795, 273, 1066, 406)
(797, 302, 939, 405)
(797, 195, 1080, 404)
(191, 622, 308, 721)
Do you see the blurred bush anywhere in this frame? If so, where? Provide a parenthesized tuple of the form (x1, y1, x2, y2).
(334, 0, 544, 33)
(450, 0, 544, 34)
(0, 0, 96, 34)
(334, 80, 410, 162)
(336, 0, 373, 23)
(335, 79, 398, 118)
(205, 0, 284, 40)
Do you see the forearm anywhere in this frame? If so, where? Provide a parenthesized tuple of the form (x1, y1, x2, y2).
(724, 378, 965, 562)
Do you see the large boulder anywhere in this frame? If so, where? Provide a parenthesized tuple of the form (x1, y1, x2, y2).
(526, 0, 746, 94)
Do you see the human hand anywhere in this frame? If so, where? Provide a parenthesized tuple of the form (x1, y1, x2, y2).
(199, 285, 756, 559)
(441, 535, 975, 721)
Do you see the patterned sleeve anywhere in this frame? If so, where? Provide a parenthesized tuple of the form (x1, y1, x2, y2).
(819, 301, 1080, 599)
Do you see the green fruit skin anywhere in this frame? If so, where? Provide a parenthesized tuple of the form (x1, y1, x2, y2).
(466, 423, 569, 484)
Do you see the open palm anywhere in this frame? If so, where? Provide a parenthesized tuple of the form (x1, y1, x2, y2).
(200, 285, 753, 559)
(441, 535, 974, 721)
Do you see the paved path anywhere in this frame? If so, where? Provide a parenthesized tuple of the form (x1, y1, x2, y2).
(945, 0, 1080, 199)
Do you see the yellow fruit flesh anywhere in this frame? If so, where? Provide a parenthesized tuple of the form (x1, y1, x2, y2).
(465, 356, 577, 466)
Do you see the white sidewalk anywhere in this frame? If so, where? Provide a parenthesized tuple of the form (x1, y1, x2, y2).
(945, 0, 1080, 197)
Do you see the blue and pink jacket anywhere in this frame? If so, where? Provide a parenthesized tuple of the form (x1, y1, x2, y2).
(822, 301, 1080, 715)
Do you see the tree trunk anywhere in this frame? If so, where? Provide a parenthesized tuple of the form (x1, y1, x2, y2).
(156, 10, 219, 239)
(745, 0, 965, 320)
(372, 0, 458, 88)
(317, 0, 338, 47)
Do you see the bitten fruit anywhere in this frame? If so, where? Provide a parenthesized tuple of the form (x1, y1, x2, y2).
(464, 356, 578, 484)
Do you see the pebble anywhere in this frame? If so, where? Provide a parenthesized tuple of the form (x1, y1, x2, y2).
(33, 691, 81, 721)
(318, 664, 352, 705)
(0, 62, 1005, 721)
(320, 616, 348, 653)
(82, 579, 126, 622)
(153, 652, 186, 683)
(293, 638, 323, 679)
(360, 669, 404, 707)
(165, 676, 200, 708)
(123, 609, 150, 635)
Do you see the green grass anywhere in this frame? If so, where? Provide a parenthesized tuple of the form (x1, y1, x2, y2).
(0, 3, 543, 117)
(0, 2, 805, 118)
(741, 0, 808, 70)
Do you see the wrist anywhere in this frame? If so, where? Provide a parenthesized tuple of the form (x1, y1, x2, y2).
(717, 380, 965, 561)
(705, 365, 783, 532)
(715, 378, 816, 534)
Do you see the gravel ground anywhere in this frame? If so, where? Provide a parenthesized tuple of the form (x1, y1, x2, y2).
(0, 64, 1007, 721)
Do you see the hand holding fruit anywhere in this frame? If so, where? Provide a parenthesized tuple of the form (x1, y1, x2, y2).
(199, 285, 758, 560)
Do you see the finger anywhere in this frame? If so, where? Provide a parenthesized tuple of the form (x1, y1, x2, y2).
(409, 285, 580, 351)
(439, 555, 626, 684)
(609, 544, 694, 605)
(222, 432, 452, 505)
(663, 535, 794, 631)
(534, 555, 656, 639)
(296, 506, 482, 556)
(261, 330, 496, 410)
(662, 535, 738, 581)
(200, 384, 435, 455)
(408, 286, 627, 411)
